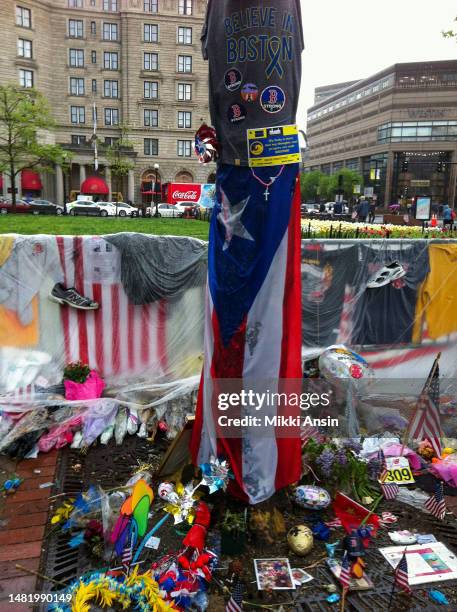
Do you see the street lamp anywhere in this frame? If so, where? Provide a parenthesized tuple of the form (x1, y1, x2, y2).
(153, 162, 160, 217)
(61, 151, 71, 215)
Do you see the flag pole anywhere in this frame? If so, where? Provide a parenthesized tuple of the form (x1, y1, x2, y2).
(340, 586, 348, 612)
(388, 547, 408, 610)
(399, 352, 441, 457)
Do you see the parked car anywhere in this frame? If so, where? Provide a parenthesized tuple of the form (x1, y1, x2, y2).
(107, 201, 139, 217)
(0, 198, 32, 214)
(30, 199, 64, 215)
(67, 200, 117, 217)
(174, 201, 196, 217)
(146, 203, 180, 218)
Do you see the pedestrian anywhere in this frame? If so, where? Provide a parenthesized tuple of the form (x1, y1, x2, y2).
(368, 199, 376, 224)
(357, 197, 369, 222)
(443, 204, 454, 230)
(319, 202, 326, 213)
(334, 200, 343, 215)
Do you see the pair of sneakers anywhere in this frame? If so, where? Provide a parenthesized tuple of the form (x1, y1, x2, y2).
(367, 262, 406, 289)
(49, 283, 99, 310)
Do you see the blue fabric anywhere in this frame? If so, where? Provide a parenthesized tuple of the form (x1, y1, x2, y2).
(208, 163, 298, 346)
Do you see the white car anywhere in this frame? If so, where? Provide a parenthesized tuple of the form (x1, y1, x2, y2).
(67, 200, 117, 217)
(105, 201, 139, 217)
(174, 201, 196, 216)
(146, 203, 180, 217)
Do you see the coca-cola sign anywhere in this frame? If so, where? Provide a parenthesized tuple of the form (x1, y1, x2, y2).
(167, 183, 202, 204)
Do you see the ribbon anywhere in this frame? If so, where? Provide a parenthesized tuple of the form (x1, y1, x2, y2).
(266, 37, 284, 79)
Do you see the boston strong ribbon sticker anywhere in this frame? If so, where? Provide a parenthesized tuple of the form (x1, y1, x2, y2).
(260, 86, 286, 114)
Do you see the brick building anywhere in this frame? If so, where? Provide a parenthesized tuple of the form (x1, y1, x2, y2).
(0, 0, 215, 204)
(305, 61, 457, 208)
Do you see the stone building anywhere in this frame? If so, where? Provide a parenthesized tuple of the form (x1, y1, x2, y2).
(0, 0, 215, 204)
(305, 60, 457, 208)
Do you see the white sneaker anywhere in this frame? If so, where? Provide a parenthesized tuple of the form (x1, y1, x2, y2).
(367, 262, 406, 289)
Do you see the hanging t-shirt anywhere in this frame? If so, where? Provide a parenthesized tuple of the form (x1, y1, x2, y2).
(302, 243, 364, 347)
(353, 242, 430, 346)
(201, 1, 304, 166)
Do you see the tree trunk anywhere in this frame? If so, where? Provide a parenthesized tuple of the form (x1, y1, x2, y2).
(10, 163, 16, 213)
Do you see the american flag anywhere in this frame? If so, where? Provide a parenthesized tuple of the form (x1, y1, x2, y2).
(394, 552, 411, 594)
(121, 545, 133, 571)
(424, 481, 446, 520)
(300, 422, 324, 447)
(378, 450, 399, 500)
(191, 165, 303, 504)
(226, 580, 243, 612)
(339, 552, 351, 590)
(56, 236, 168, 381)
(407, 358, 441, 458)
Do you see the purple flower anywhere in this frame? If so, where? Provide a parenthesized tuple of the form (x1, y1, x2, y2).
(367, 457, 381, 479)
(342, 439, 362, 454)
(336, 448, 347, 466)
(316, 448, 335, 478)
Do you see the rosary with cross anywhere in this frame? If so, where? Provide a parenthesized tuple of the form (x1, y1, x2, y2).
(251, 165, 286, 201)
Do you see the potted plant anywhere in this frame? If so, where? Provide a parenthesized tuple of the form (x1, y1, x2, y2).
(63, 361, 105, 400)
(220, 509, 247, 555)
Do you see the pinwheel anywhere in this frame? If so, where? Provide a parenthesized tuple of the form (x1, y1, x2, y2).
(194, 123, 220, 164)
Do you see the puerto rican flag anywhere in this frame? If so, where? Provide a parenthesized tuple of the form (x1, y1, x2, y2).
(191, 164, 302, 504)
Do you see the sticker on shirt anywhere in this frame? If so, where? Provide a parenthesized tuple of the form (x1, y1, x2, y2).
(224, 68, 242, 92)
(247, 124, 301, 168)
(227, 103, 247, 124)
(241, 83, 259, 103)
(260, 86, 286, 114)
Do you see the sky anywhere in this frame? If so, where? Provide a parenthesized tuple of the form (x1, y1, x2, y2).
(298, 0, 457, 129)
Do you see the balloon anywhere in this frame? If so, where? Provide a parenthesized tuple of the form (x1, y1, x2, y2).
(293, 485, 331, 510)
(319, 345, 371, 382)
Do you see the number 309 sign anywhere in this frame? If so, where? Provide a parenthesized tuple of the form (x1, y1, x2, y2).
(382, 456, 415, 485)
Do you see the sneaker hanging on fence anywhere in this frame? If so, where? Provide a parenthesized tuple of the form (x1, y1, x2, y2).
(367, 262, 406, 289)
(49, 283, 99, 310)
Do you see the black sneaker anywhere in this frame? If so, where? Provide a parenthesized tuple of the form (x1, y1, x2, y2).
(49, 283, 99, 310)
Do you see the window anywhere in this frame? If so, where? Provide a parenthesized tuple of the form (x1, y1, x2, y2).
(103, 23, 118, 41)
(69, 48, 84, 67)
(178, 110, 191, 128)
(91, 21, 96, 35)
(91, 50, 97, 63)
(177, 82, 192, 101)
(70, 77, 85, 95)
(144, 23, 158, 42)
(177, 26, 192, 44)
(68, 0, 83, 7)
(104, 136, 119, 146)
(177, 140, 192, 157)
(144, 109, 158, 127)
(144, 81, 158, 99)
(178, 0, 192, 15)
(177, 55, 192, 73)
(104, 108, 119, 125)
(104, 79, 118, 98)
(69, 19, 84, 38)
(103, 51, 118, 70)
(144, 52, 158, 71)
(144, 0, 158, 13)
(144, 138, 158, 155)
(103, 0, 118, 10)
(377, 121, 457, 143)
(71, 135, 87, 145)
(17, 38, 32, 58)
(16, 6, 31, 28)
(19, 69, 33, 88)
(92, 79, 97, 93)
(71, 106, 85, 124)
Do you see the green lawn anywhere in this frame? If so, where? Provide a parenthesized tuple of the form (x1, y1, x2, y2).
(0, 215, 210, 240)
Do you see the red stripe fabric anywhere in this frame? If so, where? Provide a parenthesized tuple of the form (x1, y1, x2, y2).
(74, 237, 89, 364)
(56, 236, 71, 363)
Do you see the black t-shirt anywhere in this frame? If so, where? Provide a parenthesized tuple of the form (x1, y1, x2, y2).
(201, 1, 304, 166)
(302, 243, 363, 347)
(352, 242, 430, 346)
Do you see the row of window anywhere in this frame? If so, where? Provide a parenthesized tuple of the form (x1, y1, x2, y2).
(378, 121, 457, 143)
(67, 48, 192, 72)
(67, 0, 193, 14)
(71, 134, 191, 158)
(68, 20, 193, 45)
(66, 77, 192, 100)
(308, 75, 395, 123)
(69, 105, 192, 128)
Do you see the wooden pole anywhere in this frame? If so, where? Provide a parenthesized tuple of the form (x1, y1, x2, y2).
(399, 352, 441, 457)
(15, 564, 68, 588)
(340, 587, 348, 611)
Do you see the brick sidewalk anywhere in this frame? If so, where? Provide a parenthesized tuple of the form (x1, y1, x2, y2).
(0, 451, 59, 611)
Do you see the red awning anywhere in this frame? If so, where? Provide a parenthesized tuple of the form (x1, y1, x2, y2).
(21, 170, 43, 191)
(80, 176, 109, 195)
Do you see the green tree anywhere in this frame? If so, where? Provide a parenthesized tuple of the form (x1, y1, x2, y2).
(104, 125, 135, 216)
(317, 173, 331, 200)
(442, 17, 457, 41)
(300, 170, 324, 201)
(0, 85, 68, 212)
(327, 168, 363, 200)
